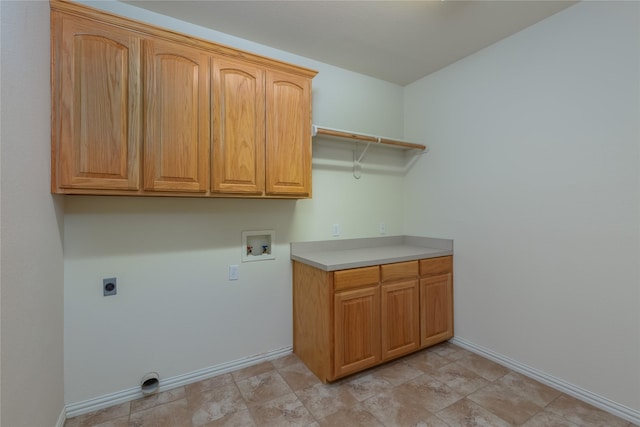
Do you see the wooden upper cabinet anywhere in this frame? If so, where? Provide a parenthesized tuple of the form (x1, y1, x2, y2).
(52, 12, 141, 191)
(143, 39, 210, 192)
(212, 59, 265, 194)
(50, 1, 317, 197)
(265, 71, 312, 197)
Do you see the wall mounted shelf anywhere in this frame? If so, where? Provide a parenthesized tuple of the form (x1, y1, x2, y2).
(312, 125, 426, 151)
(311, 125, 427, 179)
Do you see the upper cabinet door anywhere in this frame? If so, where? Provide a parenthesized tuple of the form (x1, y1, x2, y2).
(53, 13, 141, 191)
(143, 39, 210, 192)
(212, 59, 265, 194)
(265, 71, 312, 197)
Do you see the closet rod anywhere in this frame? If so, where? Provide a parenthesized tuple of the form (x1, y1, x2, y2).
(312, 125, 426, 151)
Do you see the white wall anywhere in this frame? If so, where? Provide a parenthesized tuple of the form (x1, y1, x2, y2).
(64, 1, 407, 403)
(0, 1, 66, 425)
(404, 1, 639, 411)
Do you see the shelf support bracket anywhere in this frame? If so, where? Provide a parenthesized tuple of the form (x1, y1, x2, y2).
(353, 139, 375, 179)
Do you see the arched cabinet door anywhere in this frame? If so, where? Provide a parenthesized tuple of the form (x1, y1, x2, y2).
(53, 13, 141, 191)
(265, 71, 312, 197)
(143, 39, 210, 193)
(212, 59, 265, 194)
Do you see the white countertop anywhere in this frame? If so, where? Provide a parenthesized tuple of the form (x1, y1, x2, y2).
(290, 236, 453, 271)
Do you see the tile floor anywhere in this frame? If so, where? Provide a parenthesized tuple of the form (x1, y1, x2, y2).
(64, 342, 637, 427)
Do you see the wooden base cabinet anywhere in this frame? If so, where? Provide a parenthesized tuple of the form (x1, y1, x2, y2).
(293, 256, 453, 383)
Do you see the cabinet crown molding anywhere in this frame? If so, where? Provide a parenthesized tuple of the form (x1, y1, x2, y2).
(49, 0, 318, 79)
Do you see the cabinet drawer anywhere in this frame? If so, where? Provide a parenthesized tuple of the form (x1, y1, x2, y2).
(334, 266, 379, 292)
(420, 256, 452, 276)
(380, 261, 418, 282)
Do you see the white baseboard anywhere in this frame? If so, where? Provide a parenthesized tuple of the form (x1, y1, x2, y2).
(450, 337, 640, 425)
(65, 346, 292, 419)
(55, 406, 66, 427)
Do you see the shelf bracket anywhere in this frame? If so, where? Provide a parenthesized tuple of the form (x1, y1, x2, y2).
(353, 140, 375, 179)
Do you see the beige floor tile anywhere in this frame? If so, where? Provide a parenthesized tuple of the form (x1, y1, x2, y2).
(372, 360, 425, 386)
(467, 382, 543, 425)
(546, 394, 630, 427)
(361, 387, 438, 427)
(200, 408, 256, 427)
(404, 349, 452, 376)
(343, 371, 394, 402)
(495, 371, 561, 407)
(435, 398, 512, 427)
(272, 353, 303, 370)
(131, 386, 186, 413)
(231, 361, 275, 382)
(429, 342, 474, 361)
(236, 370, 292, 404)
(188, 383, 248, 427)
(90, 416, 130, 427)
(295, 381, 359, 419)
(429, 362, 490, 396)
(317, 403, 385, 427)
(129, 398, 191, 427)
(278, 361, 323, 391)
(395, 374, 464, 413)
(186, 373, 235, 398)
(521, 410, 580, 427)
(63, 343, 635, 427)
(247, 392, 315, 427)
(64, 402, 130, 427)
(455, 352, 511, 381)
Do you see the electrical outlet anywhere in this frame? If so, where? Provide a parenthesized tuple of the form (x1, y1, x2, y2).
(103, 277, 117, 296)
(379, 222, 386, 235)
(229, 265, 239, 281)
(332, 223, 341, 237)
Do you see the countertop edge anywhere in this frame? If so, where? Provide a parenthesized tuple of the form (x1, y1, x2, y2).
(290, 235, 453, 271)
(291, 249, 453, 271)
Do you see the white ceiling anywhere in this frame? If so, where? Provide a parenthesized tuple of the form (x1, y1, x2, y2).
(121, 0, 577, 86)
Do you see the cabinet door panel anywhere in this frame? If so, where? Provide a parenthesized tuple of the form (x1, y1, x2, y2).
(143, 40, 209, 192)
(54, 14, 141, 190)
(334, 287, 380, 378)
(381, 279, 419, 361)
(265, 71, 311, 196)
(212, 59, 265, 194)
(420, 273, 454, 348)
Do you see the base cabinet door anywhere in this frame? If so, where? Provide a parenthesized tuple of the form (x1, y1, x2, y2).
(420, 273, 453, 348)
(381, 279, 420, 361)
(334, 286, 381, 378)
